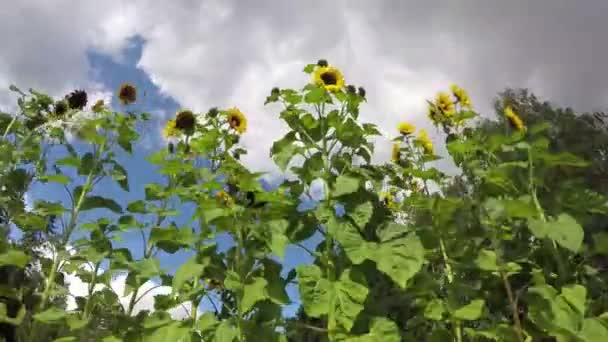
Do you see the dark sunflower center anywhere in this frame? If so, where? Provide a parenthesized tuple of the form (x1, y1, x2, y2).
(320, 71, 338, 85)
(230, 117, 241, 127)
(175, 111, 195, 130)
(120, 87, 136, 100)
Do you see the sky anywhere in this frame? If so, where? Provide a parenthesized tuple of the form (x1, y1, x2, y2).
(3, 0, 608, 319)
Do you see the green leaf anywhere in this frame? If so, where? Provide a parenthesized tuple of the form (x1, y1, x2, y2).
(345, 318, 401, 342)
(110, 161, 129, 191)
(271, 131, 300, 171)
(304, 87, 326, 104)
(267, 219, 289, 259)
(34, 307, 67, 323)
(452, 299, 485, 321)
(561, 284, 586, 315)
(143, 321, 190, 342)
(297, 264, 330, 318)
(66, 314, 89, 330)
(173, 257, 205, 293)
(81, 196, 123, 214)
(78, 152, 96, 175)
(102, 337, 123, 342)
(214, 320, 238, 342)
(527, 285, 580, 336)
(475, 250, 499, 272)
(528, 214, 584, 252)
(303, 64, 316, 73)
(39, 174, 71, 185)
(333, 175, 360, 197)
(241, 277, 269, 313)
(374, 233, 424, 288)
(0, 249, 30, 268)
(349, 201, 373, 228)
(578, 318, 608, 341)
(333, 269, 369, 331)
(127, 200, 148, 214)
(132, 258, 161, 279)
(53, 337, 77, 342)
(329, 217, 369, 264)
(424, 299, 446, 321)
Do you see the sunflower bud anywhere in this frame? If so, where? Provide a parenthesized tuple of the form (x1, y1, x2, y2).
(346, 85, 357, 94)
(65, 89, 88, 110)
(445, 133, 458, 144)
(168, 142, 174, 154)
(54, 100, 68, 117)
(271, 87, 280, 96)
(117, 83, 137, 105)
(316, 59, 328, 67)
(207, 107, 219, 118)
(91, 99, 104, 113)
(357, 86, 366, 99)
(233, 151, 241, 160)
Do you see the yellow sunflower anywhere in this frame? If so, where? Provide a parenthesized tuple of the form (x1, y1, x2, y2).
(416, 129, 434, 154)
(504, 106, 525, 131)
(313, 66, 345, 92)
(117, 83, 137, 105)
(392, 143, 401, 163)
(162, 119, 181, 138)
(427, 103, 440, 125)
(91, 99, 105, 113)
(449, 84, 472, 108)
(435, 92, 455, 116)
(397, 122, 416, 136)
(227, 107, 247, 134)
(216, 190, 234, 207)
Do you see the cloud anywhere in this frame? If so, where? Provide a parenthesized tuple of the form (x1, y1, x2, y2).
(2, 0, 608, 173)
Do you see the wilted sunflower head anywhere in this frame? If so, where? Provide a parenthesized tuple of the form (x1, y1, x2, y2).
(504, 106, 525, 132)
(416, 129, 434, 154)
(53, 100, 68, 117)
(313, 66, 345, 92)
(65, 89, 87, 110)
(162, 119, 181, 138)
(207, 107, 219, 118)
(174, 110, 196, 134)
(450, 84, 472, 108)
(391, 143, 401, 163)
(435, 92, 455, 115)
(397, 122, 415, 136)
(227, 107, 247, 134)
(91, 99, 105, 113)
(117, 83, 137, 105)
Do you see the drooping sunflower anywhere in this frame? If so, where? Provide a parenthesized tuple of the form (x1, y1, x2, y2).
(391, 143, 401, 163)
(313, 66, 345, 92)
(65, 89, 88, 110)
(162, 119, 181, 138)
(117, 83, 137, 105)
(449, 84, 472, 108)
(435, 92, 455, 115)
(504, 106, 525, 131)
(427, 103, 440, 125)
(397, 122, 416, 136)
(416, 129, 434, 154)
(174, 110, 196, 134)
(227, 107, 247, 134)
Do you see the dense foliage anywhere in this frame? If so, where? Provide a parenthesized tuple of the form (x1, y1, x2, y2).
(0, 61, 607, 341)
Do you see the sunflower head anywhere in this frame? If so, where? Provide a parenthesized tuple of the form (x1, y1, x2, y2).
(313, 66, 345, 92)
(117, 83, 137, 105)
(435, 92, 455, 115)
(428, 104, 441, 125)
(227, 107, 247, 134)
(358, 87, 366, 99)
(216, 190, 234, 207)
(54, 100, 68, 117)
(416, 129, 434, 154)
(450, 84, 472, 108)
(65, 90, 88, 110)
(163, 119, 181, 138)
(91, 99, 105, 113)
(175, 110, 196, 134)
(317, 59, 328, 67)
(207, 279, 223, 290)
(397, 122, 416, 136)
(504, 106, 525, 132)
(391, 143, 401, 163)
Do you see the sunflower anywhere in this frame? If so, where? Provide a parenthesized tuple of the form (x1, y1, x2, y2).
(427, 103, 440, 125)
(416, 129, 434, 154)
(216, 190, 234, 207)
(117, 83, 137, 105)
(392, 143, 401, 163)
(175, 110, 196, 133)
(65, 89, 88, 110)
(397, 122, 416, 135)
(449, 84, 472, 108)
(227, 107, 247, 134)
(207, 279, 223, 290)
(504, 106, 525, 131)
(435, 92, 455, 115)
(162, 119, 181, 138)
(53, 100, 68, 117)
(91, 99, 105, 113)
(379, 191, 395, 209)
(313, 66, 345, 92)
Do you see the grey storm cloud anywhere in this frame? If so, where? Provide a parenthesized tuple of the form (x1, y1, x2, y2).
(1, 0, 607, 173)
